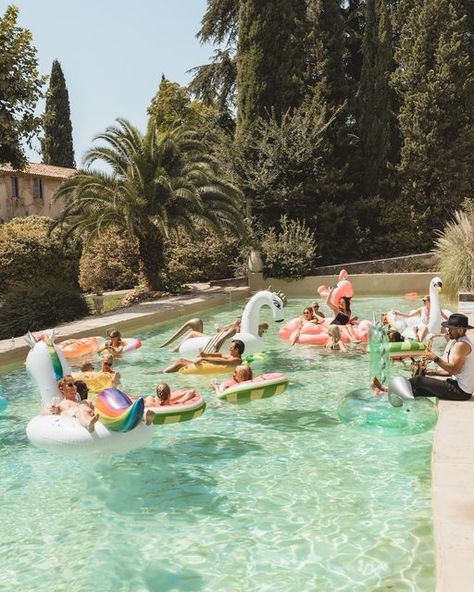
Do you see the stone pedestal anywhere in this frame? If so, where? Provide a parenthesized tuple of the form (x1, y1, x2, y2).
(248, 249, 263, 273)
(91, 293, 105, 315)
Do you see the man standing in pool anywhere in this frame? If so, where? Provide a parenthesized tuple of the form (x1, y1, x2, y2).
(374, 313, 474, 402)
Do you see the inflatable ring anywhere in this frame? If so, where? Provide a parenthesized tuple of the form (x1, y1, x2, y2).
(121, 338, 141, 353)
(217, 373, 289, 404)
(404, 292, 418, 299)
(147, 392, 206, 425)
(179, 361, 236, 376)
(26, 415, 153, 455)
(72, 371, 114, 398)
(367, 341, 426, 359)
(58, 336, 105, 358)
(337, 388, 438, 435)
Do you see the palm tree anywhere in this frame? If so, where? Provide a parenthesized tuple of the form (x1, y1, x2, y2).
(53, 118, 246, 291)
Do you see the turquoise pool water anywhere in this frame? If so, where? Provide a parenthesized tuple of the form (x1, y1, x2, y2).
(0, 296, 436, 591)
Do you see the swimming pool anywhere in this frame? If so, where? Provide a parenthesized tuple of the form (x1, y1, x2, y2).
(0, 296, 436, 591)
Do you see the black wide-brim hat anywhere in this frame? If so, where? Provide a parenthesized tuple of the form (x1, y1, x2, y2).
(441, 313, 474, 329)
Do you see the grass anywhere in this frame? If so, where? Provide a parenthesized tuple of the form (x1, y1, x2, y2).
(85, 293, 126, 315)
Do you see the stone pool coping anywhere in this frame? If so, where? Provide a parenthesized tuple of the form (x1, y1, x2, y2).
(0, 285, 470, 591)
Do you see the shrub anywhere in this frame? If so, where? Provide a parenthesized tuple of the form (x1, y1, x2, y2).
(79, 228, 141, 292)
(434, 210, 474, 298)
(260, 216, 317, 280)
(0, 216, 81, 294)
(165, 228, 243, 283)
(0, 278, 89, 339)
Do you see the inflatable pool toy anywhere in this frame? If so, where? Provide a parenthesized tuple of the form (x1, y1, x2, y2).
(71, 371, 114, 398)
(58, 336, 106, 358)
(147, 391, 206, 424)
(337, 388, 437, 435)
(175, 290, 285, 357)
(24, 332, 153, 455)
(388, 277, 452, 342)
(0, 385, 7, 413)
(378, 340, 426, 359)
(178, 361, 237, 376)
(404, 292, 418, 299)
(95, 388, 145, 432)
(119, 337, 142, 353)
(217, 372, 289, 404)
(279, 317, 372, 345)
(58, 336, 141, 358)
(317, 269, 354, 306)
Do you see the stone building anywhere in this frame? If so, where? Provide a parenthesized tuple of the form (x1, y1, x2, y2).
(0, 163, 76, 222)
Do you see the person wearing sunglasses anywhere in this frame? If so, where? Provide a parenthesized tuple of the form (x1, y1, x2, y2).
(43, 375, 99, 432)
(100, 354, 121, 387)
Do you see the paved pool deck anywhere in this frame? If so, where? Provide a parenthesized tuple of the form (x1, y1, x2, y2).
(0, 286, 471, 591)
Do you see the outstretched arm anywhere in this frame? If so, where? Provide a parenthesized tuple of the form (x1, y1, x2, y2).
(325, 288, 339, 315)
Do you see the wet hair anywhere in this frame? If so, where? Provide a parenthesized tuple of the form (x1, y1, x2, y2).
(234, 365, 253, 382)
(340, 297, 352, 313)
(74, 380, 89, 400)
(327, 325, 341, 340)
(81, 362, 94, 372)
(388, 330, 404, 343)
(231, 339, 245, 356)
(108, 330, 122, 340)
(155, 383, 171, 402)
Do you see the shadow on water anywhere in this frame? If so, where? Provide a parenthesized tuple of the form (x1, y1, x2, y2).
(89, 436, 262, 518)
(142, 566, 204, 592)
(247, 408, 340, 433)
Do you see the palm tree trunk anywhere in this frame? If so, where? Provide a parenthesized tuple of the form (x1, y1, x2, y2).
(137, 235, 165, 291)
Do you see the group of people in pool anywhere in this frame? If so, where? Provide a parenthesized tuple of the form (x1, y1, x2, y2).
(43, 283, 474, 430)
(44, 329, 200, 432)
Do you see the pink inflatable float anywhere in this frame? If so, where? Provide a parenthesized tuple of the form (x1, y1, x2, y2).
(278, 317, 372, 345)
(317, 269, 354, 306)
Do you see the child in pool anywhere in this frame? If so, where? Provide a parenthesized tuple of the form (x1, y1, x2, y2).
(325, 325, 347, 352)
(142, 383, 198, 407)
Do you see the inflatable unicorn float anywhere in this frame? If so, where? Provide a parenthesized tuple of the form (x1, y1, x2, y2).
(161, 290, 286, 359)
(25, 332, 153, 455)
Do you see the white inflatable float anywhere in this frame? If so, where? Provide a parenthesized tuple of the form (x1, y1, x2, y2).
(176, 290, 285, 357)
(25, 332, 153, 455)
(388, 276, 452, 341)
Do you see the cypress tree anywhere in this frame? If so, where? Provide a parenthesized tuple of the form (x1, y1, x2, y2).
(392, 0, 474, 247)
(41, 60, 75, 168)
(236, 0, 307, 137)
(358, 0, 397, 197)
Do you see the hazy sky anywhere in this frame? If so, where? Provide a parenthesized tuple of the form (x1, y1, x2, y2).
(2, 0, 214, 166)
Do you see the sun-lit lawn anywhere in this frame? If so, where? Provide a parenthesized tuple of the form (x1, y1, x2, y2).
(85, 293, 126, 315)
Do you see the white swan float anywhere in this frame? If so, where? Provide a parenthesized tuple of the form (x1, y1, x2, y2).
(176, 290, 285, 357)
(25, 332, 153, 455)
(388, 276, 452, 341)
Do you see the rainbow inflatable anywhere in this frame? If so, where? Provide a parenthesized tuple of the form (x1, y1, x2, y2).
(95, 388, 145, 432)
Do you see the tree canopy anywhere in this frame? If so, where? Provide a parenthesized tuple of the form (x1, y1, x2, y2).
(0, 5, 45, 169)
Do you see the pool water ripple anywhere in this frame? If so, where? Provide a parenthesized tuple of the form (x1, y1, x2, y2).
(0, 296, 437, 591)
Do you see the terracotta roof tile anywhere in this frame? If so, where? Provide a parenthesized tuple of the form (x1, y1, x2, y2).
(0, 162, 77, 179)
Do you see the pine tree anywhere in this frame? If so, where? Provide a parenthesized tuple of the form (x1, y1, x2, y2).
(236, 0, 307, 136)
(358, 0, 397, 197)
(41, 60, 75, 168)
(392, 0, 474, 248)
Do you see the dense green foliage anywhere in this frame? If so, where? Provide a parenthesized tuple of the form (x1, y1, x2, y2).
(41, 59, 75, 167)
(191, 0, 473, 267)
(260, 216, 317, 280)
(78, 227, 140, 292)
(236, 0, 306, 136)
(0, 5, 45, 169)
(392, 0, 474, 251)
(54, 118, 246, 291)
(0, 278, 89, 339)
(0, 216, 81, 294)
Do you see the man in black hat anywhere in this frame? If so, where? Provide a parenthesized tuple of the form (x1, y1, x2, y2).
(408, 313, 474, 400)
